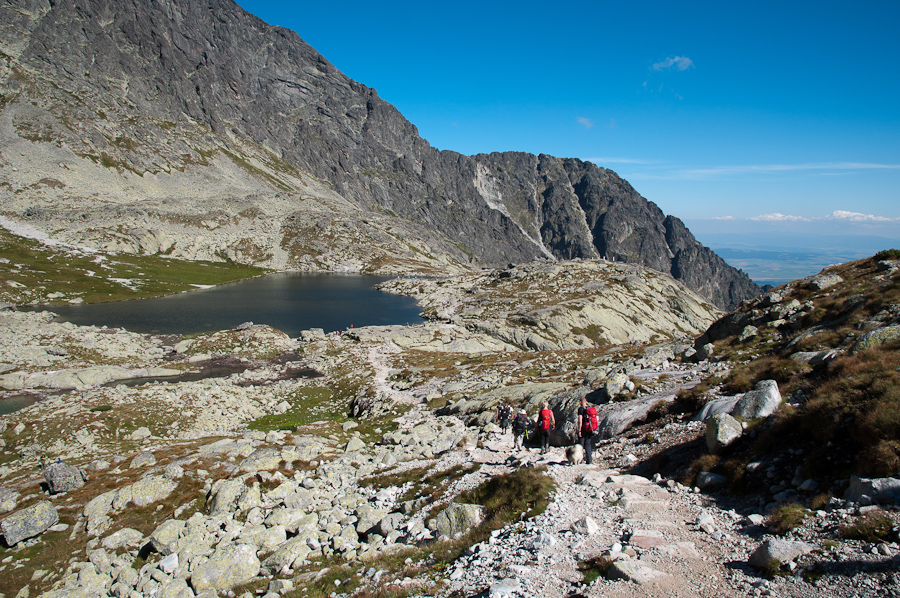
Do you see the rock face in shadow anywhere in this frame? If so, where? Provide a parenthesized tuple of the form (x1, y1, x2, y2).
(0, 0, 758, 308)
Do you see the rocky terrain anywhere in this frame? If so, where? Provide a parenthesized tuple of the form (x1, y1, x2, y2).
(0, 248, 898, 598)
(0, 0, 758, 308)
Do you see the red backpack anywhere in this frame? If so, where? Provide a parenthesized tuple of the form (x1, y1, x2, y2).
(584, 406, 599, 432)
(540, 408, 553, 430)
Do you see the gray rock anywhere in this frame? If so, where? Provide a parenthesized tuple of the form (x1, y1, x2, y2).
(0, 487, 19, 513)
(42, 461, 87, 494)
(527, 532, 557, 549)
(239, 448, 283, 473)
(844, 475, 900, 505)
(737, 325, 758, 341)
(693, 396, 740, 422)
(1, 500, 59, 545)
(129, 452, 157, 468)
(604, 373, 630, 399)
(129, 427, 151, 441)
(698, 343, 715, 361)
(748, 539, 817, 571)
(159, 552, 179, 575)
(355, 504, 389, 535)
(191, 543, 260, 593)
(150, 519, 186, 556)
(608, 560, 665, 583)
(851, 326, 900, 355)
(489, 578, 521, 598)
(130, 475, 178, 507)
(705, 413, 742, 453)
(696, 472, 727, 490)
(731, 380, 781, 419)
(158, 578, 192, 598)
(261, 535, 313, 574)
(570, 516, 599, 535)
(427, 503, 485, 538)
(808, 273, 843, 291)
(101, 527, 145, 550)
(345, 437, 365, 453)
(377, 513, 405, 536)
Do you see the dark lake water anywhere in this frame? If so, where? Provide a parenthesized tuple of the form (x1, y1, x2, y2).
(23, 273, 424, 337)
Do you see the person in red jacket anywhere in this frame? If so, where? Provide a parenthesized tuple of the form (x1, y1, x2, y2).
(577, 396, 599, 465)
(536, 401, 555, 454)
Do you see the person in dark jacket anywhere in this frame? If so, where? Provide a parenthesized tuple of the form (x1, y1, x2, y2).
(512, 409, 530, 449)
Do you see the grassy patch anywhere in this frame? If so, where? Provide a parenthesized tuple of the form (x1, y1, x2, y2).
(456, 466, 556, 524)
(0, 227, 267, 305)
(839, 510, 898, 542)
(767, 503, 808, 535)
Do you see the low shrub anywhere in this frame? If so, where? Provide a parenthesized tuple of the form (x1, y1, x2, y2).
(456, 466, 556, 525)
(874, 249, 900, 260)
(839, 510, 898, 542)
(768, 503, 808, 535)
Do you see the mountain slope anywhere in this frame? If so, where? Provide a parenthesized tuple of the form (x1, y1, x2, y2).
(0, 0, 759, 308)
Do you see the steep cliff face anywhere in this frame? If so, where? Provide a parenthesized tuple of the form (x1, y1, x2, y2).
(0, 0, 759, 308)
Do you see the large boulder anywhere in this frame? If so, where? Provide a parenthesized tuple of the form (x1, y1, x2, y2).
(1, 500, 59, 545)
(596, 393, 677, 439)
(731, 380, 781, 419)
(692, 396, 740, 422)
(191, 543, 260, 593)
(748, 539, 817, 571)
(151, 519, 186, 556)
(427, 503, 485, 538)
(844, 475, 900, 505)
(604, 373, 631, 400)
(808, 273, 842, 291)
(208, 478, 250, 517)
(705, 413, 742, 454)
(239, 448, 283, 473)
(42, 461, 87, 494)
(260, 534, 314, 574)
(130, 475, 178, 507)
(851, 326, 900, 355)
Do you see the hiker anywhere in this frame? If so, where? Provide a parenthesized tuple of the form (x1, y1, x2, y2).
(536, 401, 555, 454)
(512, 408, 530, 449)
(577, 396, 599, 465)
(497, 403, 512, 434)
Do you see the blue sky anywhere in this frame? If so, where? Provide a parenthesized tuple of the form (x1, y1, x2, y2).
(236, 0, 900, 245)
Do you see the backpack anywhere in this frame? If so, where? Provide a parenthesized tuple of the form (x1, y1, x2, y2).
(540, 408, 553, 431)
(499, 405, 511, 420)
(513, 413, 529, 433)
(584, 406, 599, 432)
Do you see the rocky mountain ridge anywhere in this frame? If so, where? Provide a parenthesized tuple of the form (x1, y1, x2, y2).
(0, 0, 759, 308)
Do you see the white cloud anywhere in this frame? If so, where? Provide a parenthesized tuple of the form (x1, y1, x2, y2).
(828, 210, 900, 223)
(652, 56, 694, 71)
(576, 117, 594, 129)
(708, 216, 735, 221)
(750, 213, 814, 222)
